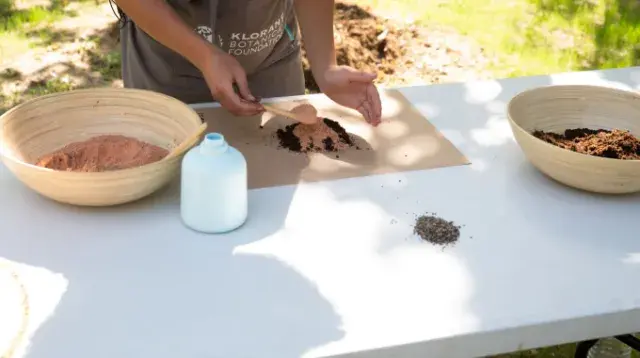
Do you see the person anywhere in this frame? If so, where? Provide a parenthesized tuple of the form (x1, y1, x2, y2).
(112, 0, 382, 126)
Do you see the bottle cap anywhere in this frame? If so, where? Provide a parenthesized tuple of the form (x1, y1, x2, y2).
(200, 132, 228, 155)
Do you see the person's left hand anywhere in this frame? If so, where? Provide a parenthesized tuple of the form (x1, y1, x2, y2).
(319, 65, 382, 126)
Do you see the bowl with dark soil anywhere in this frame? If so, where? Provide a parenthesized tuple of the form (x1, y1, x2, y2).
(507, 85, 640, 194)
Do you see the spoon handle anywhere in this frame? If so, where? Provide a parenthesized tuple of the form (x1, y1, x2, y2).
(164, 122, 208, 161)
(262, 104, 305, 122)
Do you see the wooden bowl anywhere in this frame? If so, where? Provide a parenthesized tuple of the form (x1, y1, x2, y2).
(507, 84, 640, 194)
(0, 88, 203, 206)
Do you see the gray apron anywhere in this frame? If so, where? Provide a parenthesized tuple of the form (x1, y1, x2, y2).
(120, 0, 305, 104)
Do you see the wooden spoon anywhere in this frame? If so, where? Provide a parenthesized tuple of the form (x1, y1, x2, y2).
(263, 103, 319, 125)
(163, 122, 208, 161)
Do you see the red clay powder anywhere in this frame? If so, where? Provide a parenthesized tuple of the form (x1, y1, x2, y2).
(35, 135, 169, 172)
(292, 120, 351, 152)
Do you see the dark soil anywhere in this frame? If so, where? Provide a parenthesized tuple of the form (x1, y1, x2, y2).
(277, 125, 303, 152)
(533, 128, 640, 160)
(276, 117, 355, 152)
(300, 2, 490, 92)
(414, 214, 461, 247)
(323, 117, 354, 145)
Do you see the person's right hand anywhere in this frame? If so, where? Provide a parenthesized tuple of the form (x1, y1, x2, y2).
(199, 47, 263, 116)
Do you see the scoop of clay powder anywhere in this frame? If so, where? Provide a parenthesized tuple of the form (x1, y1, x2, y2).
(290, 104, 319, 125)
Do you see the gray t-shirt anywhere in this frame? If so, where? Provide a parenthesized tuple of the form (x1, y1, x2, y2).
(120, 0, 303, 104)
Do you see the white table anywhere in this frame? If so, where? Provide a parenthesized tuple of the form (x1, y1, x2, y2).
(1, 67, 639, 358)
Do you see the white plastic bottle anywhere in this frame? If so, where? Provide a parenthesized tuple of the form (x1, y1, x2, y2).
(180, 132, 248, 233)
(587, 337, 632, 358)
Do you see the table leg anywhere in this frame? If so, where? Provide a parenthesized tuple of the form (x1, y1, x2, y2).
(574, 335, 640, 358)
(574, 339, 598, 358)
(615, 334, 640, 351)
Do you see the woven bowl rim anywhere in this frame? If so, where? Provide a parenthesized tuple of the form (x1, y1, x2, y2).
(506, 84, 640, 163)
(0, 87, 202, 176)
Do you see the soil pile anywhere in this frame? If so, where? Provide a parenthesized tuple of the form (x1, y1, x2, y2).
(35, 134, 168, 172)
(414, 214, 461, 247)
(533, 128, 640, 160)
(277, 118, 355, 153)
(301, 2, 489, 92)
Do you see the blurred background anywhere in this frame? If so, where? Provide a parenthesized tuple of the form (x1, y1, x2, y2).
(2, 0, 640, 115)
(0, 0, 638, 356)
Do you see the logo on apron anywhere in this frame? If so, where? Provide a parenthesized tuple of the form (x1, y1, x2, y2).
(195, 25, 213, 43)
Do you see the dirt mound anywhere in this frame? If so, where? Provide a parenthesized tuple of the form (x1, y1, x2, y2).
(35, 134, 168, 172)
(1, 1, 491, 113)
(301, 2, 490, 92)
(276, 118, 355, 153)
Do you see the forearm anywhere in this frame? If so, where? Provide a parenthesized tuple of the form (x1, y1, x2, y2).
(294, 0, 336, 89)
(115, 0, 214, 71)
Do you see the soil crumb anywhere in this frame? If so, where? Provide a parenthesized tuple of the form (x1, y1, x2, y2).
(301, 2, 489, 92)
(414, 214, 461, 247)
(35, 135, 169, 172)
(277, 118, 355, 153)
(533, 128, 640, 160)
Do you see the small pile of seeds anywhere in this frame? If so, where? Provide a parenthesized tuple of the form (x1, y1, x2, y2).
(413, 214, 461, 247)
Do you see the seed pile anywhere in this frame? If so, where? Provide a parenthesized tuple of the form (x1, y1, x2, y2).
(413, 214, 461, 247)
(533, 128, 640, 160)
(276, 118, 355, 153)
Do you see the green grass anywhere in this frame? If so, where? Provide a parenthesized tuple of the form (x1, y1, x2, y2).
(0, 1, 121, 113)
(85, 33, 122, 81)
(0, 77, 75, 114)
(0, 0, 99, 38)
(0, 0, 84, 61)
(1, 2, 72, 33)
(357, 0, 640, 78)
(24, 77, 74, 96)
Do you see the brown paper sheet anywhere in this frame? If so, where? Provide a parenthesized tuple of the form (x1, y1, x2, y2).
(197, 89, 469, 189)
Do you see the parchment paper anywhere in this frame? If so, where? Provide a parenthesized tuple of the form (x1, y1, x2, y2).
(197, 89, 469, 189)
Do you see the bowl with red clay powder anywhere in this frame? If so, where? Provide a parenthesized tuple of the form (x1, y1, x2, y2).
(0, 88, 203, 206)
(507, 84, 640, 194)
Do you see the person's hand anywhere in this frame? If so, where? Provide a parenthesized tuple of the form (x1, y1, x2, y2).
(319, 65, 382, 126)
(199, 47, 263, 116)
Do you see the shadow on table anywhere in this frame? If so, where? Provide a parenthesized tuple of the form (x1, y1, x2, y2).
(0, 98, 392, 357)
(3, 68, 640, 358)
(198, 107, 376, 190)
(309, 70, 640, 356)
(464, 70, 640, 355)
(0, 172, 344, 358)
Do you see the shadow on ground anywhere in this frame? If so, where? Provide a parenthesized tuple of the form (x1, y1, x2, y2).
(0, 170, 345, 358)
(529, 0, 596, 20)
(0, 20, 121, 114)
(25, 27, 77, 47)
